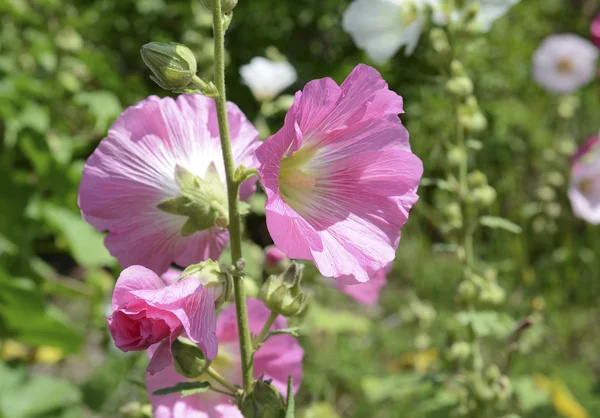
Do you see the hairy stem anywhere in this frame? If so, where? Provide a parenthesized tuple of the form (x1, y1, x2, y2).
(206, 366, 239, 394)
(253, 311, 279, 349)
(211, 0, 254, 391)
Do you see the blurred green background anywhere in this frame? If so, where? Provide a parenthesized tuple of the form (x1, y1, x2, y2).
(1, 0, 599, 417)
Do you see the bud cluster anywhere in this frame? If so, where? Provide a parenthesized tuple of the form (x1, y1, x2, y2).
(260, 262, 308, 317)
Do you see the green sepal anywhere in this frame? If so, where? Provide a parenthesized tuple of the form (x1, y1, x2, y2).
(152, 381, 211, 397)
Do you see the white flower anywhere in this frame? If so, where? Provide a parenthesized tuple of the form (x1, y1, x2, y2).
(239, 57, 297, 102)
(532, 34, 598, 94)
(342, 0, 431, 63)
(431, 0, 520, 32)
(569, 137, 600, 223)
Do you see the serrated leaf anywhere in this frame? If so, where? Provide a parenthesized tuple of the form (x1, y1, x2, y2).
(479, 216, 522, 234)
(152, 381, 211, 397)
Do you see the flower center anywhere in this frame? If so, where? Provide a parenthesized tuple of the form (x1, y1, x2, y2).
(400, 3, 419, 25)
(279, 147, 319, 211)
(556, 58, 574, 74)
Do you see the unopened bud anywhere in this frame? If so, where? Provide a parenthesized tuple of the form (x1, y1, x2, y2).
(471, 185, 496, 206)
(200, 0, 238, 13)
(172, 337, 211, 378)
(446, 76, 474, 97)
(429, 28, 450, 55)
(468, 170, 487, 187)
(141, 42, 197, 91)
(238, 376, 285, 418)
(448, 341, 471, 361)
(180, 260, 232, 309)
(260, 262, 308, 317)
(448, 146, 467, 166)
(457, 280, 476, 301)
(264, 245, 289, 274)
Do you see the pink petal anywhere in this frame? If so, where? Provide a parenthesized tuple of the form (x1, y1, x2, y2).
(79, 94, 259, 275)
(336, 267, 388, 305)
(112, 265, 166, 310)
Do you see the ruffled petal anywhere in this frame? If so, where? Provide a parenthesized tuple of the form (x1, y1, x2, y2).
(112, 265, 165, 310)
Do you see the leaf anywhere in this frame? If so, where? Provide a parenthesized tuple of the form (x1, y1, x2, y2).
(479, 216, 522, 234)
(42, 203, 114, 268)
(361, 374, 431, 403)
(285, 376, 295, 418)
(152, 381, 211, 397)
(74, 90, 122, 132)
(266, 327, 300, 340)
(513, 376, 551, 413)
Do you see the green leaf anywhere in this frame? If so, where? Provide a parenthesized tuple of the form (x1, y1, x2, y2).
(479, 216, 522, 234)
(73, 90, 122, 132)
(267, 327, 300, 340)
(42, 203, 114, 268)
(361, 374, 431, 403)
(454, 311, 516, 339)
(152, 381, 211, 397)
(285, 376, 295, 418)
(248, 193, 266, 215)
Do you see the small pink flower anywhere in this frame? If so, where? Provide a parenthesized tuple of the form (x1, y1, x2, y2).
(254, 64, 423, 283)
(591, 15, 600, 49)
(264, 245, 288, 272)
(79, 94, 259, 275)
(569, 135, 600, 224)
(335, 267, 388, 305)
(108, 265, 217, 374)
(147, 299, 303, 418)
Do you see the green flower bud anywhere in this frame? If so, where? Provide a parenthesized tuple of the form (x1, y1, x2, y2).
(536, 186, 556, 202)
(429, 28, 450, 55)
(448, 341, 471, 362)
(260, 262, 308, 317)
(495, 375, 513, 402)
(446, 76, 474, 97)
(179, 260, 232, 309)
(200, 0, 238, 13)
(457, 280, 476, 301)
(471, 185, 497, 207)
(486, 364, 501, 382)
(448, 146, 467, 167)
(157, 164, 229, 237)
(238, 376, 285, 418)
(119, 402, 152, 418)
(468, 170, 487, 187)
(171, 337, 211, 378)
(141, 42, 197, 91)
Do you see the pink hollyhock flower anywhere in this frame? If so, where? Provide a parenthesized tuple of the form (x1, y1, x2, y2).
(108, 265, 217, 374)
(569, 135, 600, 224)
(254, 64, 423, 283)
(591, 15, 600, 49)
(147, 299, 303, 418)
(79, 94, 259, 275)
(335, 267, 388, 305)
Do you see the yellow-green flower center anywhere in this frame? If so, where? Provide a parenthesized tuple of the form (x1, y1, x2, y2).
(279, 148, 319, 211)
(556, 58, 574, 74)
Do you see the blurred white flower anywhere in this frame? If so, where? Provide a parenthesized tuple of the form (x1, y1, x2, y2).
(431, 0, 520, 32)
(342, 0, 432, 63)
(240, 57, 297, 102)
(532, 34, 598, 94)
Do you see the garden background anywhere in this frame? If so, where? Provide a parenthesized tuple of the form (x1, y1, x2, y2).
(0, 0, 599, 417)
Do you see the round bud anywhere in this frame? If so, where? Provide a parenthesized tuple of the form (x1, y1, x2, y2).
(141, 42, 197, 90)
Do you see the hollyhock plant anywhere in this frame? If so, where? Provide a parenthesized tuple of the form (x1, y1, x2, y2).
(78, 94, 259, 275)
(532, 34, 598, 94)
(107, 265, 218, 374)
(254, 64, 423, 283)
(342, 0, 431, 63)
(240, 57, 297, 102)
(147, 299, 303, 418)
(569, 136, 600, 224)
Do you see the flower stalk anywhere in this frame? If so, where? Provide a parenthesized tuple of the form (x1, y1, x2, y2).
(210, 0, 254, 391)
(253, 311, 279, 350)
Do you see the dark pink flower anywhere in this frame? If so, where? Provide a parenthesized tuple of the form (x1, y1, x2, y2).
(591, 15, 600, 49)
(147, 299, 303, 417)
(335, 267, 388, 305)
(108, 265, 217, 374)
(254, 64, 423, 283)
(79, 94, 259, 275)
(569, 135, 600, 223)
(264, 245, 288, 273)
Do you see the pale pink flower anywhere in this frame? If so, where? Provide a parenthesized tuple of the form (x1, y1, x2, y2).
(591, 15, 600, 49)
(147, 299, 303, 418)
(79, 94, 259, 275)
(335, 267, 388, 305)
(108, 265, 217, 374)
(254, 64, 423, 283)
(569, 136, 600, 224)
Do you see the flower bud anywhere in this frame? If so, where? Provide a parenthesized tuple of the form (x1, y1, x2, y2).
(119, 402, 152, 418)
(448, 341, 471, 362)
(180, 260, 232, 309)
(264, 245, 289, 274)
(238, 376, 285, 418)
(429, 28, 450, 55)
(200, 0, 238, 13)
(171, 337, 211, 378)
(446, 76, 474, 97)
(448, 146, 467, 166)
(260, 262, 308, 317)
(468, 170, 487, 187)
(471, 185, 497, 207)
(141, 42, 197, 91)
(457, 280, 476, 301)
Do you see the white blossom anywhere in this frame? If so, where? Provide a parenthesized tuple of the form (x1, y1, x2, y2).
(431, 0, 520, 33)
(533, 34, 598, 94)
(342, 0, 431, 63)
(240, 57, 297, 102)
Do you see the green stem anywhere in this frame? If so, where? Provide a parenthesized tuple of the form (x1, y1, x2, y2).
(253, 311, 279, 349)
(455, 104, 474, 269)
(206, 366, 239, 394)
(211, 0, 254, 391)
